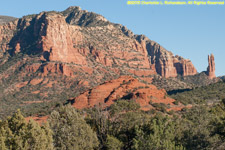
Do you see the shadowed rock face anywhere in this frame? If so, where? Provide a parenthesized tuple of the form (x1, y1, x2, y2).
(206, 54, 216, 79)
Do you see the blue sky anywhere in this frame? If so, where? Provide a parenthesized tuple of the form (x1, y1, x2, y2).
(1, 0, 225, 76)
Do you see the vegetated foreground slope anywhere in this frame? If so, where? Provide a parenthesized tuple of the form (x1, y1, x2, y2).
(170, 80, 225, 105)
(2, 99, 225, 150)
(0, 6, 219, 118)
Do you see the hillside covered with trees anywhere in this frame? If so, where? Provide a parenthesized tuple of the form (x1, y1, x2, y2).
(1, 99, 225, 150)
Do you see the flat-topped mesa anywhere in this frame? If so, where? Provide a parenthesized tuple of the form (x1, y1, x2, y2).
(206, 54, 216, 79)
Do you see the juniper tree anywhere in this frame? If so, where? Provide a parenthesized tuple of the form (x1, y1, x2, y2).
(0, 110, 53, 150)
(48, 105, 99, 150)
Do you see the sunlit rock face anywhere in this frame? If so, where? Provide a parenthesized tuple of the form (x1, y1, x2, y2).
(206, 54, 216, 79)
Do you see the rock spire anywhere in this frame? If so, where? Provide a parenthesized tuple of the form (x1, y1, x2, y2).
(206, 54, 216, 79)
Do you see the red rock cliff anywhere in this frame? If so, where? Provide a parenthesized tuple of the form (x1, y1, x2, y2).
(0, 7, 199, 79)
(38, 13, 87, 65)
(135, 35, 197, 78)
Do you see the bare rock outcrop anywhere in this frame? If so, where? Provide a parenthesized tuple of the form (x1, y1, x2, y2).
(68, 76, 176, 111)
(0, 20, 18, 56)
(206, 54, 216, 79)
